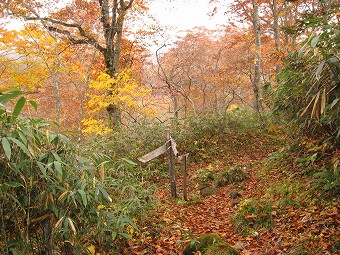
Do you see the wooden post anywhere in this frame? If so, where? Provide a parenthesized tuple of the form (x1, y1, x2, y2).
(183, 154, 188, 201)
(166, 129, 177, 198)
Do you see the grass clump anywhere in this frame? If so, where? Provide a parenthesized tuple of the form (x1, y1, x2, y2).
(215, 164, 248, 187)
(288, 245, 311, 255)
(183, 233, 239, 255)
(205, 245, 240, 255)
(265, 179, 311, 209)
(312, 166, 340, 198)
(233, 198, 273, 237)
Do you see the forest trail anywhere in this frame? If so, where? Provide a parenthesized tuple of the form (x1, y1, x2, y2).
(127, 133, 339, 255)
(128, 133, 286, 254)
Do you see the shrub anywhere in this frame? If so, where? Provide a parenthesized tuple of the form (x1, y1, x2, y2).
(174, 110, 270, 159)
(0, 89, 154, 254)
(272, 4, 339, 147)
(312, 166, 340, 197)
(82, 109, 271, 173)
(265, 179, 311, 209)
(215, 164, 248, 187)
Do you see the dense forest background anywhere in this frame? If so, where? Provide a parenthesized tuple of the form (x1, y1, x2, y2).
(0, 0, 339, 254)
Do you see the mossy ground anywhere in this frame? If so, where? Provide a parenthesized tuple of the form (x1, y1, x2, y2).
(183, 233, 239, 255)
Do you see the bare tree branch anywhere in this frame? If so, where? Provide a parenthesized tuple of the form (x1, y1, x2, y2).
(25, 16, 106, 53)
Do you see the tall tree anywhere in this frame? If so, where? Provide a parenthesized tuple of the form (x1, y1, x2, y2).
(154, 27, 255, 117)
(1, 0, 147, 126)
(0, 24, 99, 131)
(251, 0, 262, 111)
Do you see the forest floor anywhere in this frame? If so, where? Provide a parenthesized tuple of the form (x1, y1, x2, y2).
(128, 133, 340, 255)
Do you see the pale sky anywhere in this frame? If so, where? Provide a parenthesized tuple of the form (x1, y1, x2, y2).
(149, 0, 227, 31)
(146, 0, 228, 54)
(2, 0, 229, 54)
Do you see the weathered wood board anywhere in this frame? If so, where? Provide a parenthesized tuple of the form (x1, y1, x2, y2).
(138, 143, 167, 163)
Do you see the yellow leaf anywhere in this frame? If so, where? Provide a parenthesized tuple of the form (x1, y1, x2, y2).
(54, 216, 65, 229)
(31, 213, 50, 223)
(99, 164, 105, 182)
(227, 104, 239, 112)
(268, 124, 278, 135)
(87, 244, 95, 255)
(67, 217, 77, 235)
(311, 91, 320, 118)
(97, 204, 105, 210)
(58, 190, 69, 201)
(320, 88, 326, 115)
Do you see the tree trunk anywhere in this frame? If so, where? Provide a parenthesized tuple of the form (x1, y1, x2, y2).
(173, 95, 179, 122)
(251, 0, 262, 111)
(4, 0, 136, 128)
(272, 0, 281, 75)
(100, 0, 134, 127)
(78, 48, 98, 133)
(51, 39, 61, 132)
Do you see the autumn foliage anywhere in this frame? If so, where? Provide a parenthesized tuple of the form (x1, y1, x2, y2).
(0, 0, 339, 254)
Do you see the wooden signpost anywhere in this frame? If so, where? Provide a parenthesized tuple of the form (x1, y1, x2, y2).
(165, 129, 177, 197)
(181, 153, 189, 201)
(137, 144, 167, 163)
(138, 129, 188, 199)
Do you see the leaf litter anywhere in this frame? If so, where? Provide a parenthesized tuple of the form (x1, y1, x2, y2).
(127, 134, 339, 255)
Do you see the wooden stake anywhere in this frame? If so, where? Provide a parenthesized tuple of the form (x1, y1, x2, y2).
(183, 154, 188, 201)
(166, 129, 177, 198)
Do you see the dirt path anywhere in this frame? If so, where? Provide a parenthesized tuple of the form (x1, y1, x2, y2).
(128, 134, 339, 255)
(145, 164, 266, 254)
(127, 134, 277, 254)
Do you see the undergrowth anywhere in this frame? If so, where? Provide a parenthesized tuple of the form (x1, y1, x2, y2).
(233, 198, 273, 237)
(215, 164, 248, 187)
(83, 110, 273, 170)
(0, 90, 155, 255)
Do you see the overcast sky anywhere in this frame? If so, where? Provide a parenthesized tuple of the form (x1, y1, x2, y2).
(146, 0, 228, 54)
(149, 0, 227, 31)
(2, 0, 229, 54)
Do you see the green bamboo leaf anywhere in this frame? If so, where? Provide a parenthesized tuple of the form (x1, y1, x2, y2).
(330, 98, 339, 110)
(78, 189, 87, 207)
(112, 231, 117, 240)
(118, 232, 131, 239)
(54, 161, 63, 179)
(28, 100, 38, 111)
(20, 126, 34, 138)
(37, 161, 47, 178)
(4, 182, 23, 188)
(9, 248, 20, 255)
(310, 35, 319, 47)
(52, 152, 62, 162)
(4, 192, 25, 210)
(315, 60, 326, 81)
(298, 41, 308, 56)
(125, 216, 139, 231)
(0, 90, 22, 105)
(99, 187, 112, 203)
(1, 137, 12, 160)
(19, 131, 28, 145)
(12, 97, 26, 120)
(8, 137, 31, 157)
(121, 158, 137, 166)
